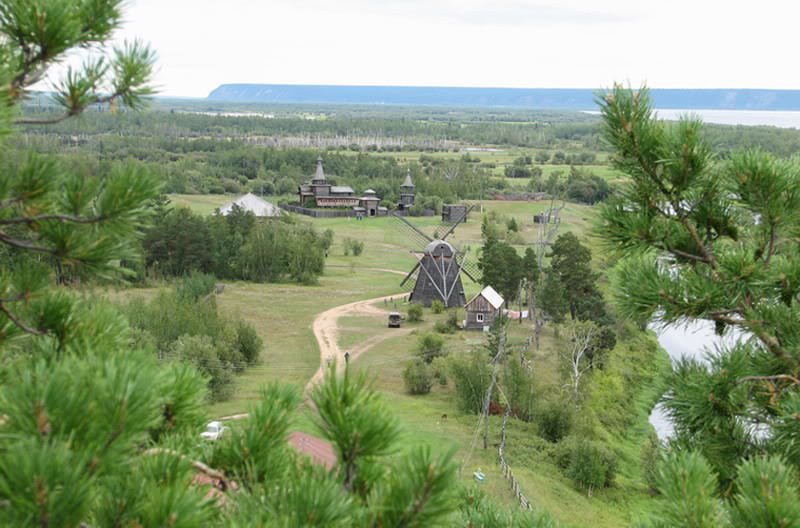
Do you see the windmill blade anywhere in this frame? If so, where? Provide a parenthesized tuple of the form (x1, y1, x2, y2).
(400, 261, 421, 287)
(389, 212, 432, 251)
(458, 254, 481, 283)
(440, 205, 475, 241)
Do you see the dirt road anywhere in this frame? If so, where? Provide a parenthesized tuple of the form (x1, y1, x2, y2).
(305, 269, 410, 393)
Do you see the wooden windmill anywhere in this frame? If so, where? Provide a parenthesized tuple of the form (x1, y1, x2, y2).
(391, 206, 479, 307)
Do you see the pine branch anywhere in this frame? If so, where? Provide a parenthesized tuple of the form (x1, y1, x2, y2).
(736, 375, 800, 386)
(15, 95, 118, 125)
(142, 448, 234, 492)
(0, 213, 110, 225)
(0, 299, 45, 336)
(0, 231, 57, 255)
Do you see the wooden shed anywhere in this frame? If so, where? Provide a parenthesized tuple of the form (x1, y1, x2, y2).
(464, 286, 504, 331)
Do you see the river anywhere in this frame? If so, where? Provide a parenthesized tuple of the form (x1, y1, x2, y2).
(649, 321, 744, 439)
(584, 109, 800, 129)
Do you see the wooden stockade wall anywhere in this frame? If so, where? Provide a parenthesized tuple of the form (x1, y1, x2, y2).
(279, 204, 436, 218)
(279, 204, 357, 218)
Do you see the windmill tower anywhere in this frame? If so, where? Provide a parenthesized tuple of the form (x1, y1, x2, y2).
(392, 206, 479, 307)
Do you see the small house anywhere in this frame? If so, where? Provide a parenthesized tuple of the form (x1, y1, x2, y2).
(464, 286, 504, 331)
(442, 204, 469, 223)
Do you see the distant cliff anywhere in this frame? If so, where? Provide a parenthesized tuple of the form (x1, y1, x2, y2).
(206, 84, 800, 110)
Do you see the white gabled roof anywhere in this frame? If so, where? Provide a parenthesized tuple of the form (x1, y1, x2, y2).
(217, 193, 282, 217)
(467, 285, 504, 310)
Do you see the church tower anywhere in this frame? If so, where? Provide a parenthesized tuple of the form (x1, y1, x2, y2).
(399, 168, 415, 209)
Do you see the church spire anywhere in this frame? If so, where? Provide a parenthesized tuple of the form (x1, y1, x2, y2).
(402, 168, 414, 188)
(313, 156, 325, 182)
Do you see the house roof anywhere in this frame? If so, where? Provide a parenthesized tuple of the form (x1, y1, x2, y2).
(288, 431, 337, 469)
(331, 186, 354, 194)
(217, 193, 282, 217)
(467, 285, 504, 310)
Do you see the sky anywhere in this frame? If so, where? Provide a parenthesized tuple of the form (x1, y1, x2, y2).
(57, 0, 800, 97)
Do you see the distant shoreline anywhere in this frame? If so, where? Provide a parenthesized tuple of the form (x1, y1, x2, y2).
(584, 109, 800, 129)
(206, 84, 800, 112)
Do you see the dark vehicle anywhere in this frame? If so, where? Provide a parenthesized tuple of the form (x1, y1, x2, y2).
(388, 312, 403, 328)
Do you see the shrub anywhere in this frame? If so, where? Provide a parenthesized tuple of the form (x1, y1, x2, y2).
(641, 430, 663, 494)
(235, 320, 263, 366)
(343, 237, 365, 256)
(431, 300, 445, 314)
(449, 349, 493, 414)
(434, 320, 456, 335)
(446, 310, 461, 331)
(502, 360, 537, 421)
(431, 357, 448, 386)
(171, 334, 236, 402)
(536, 398, 573, 442)
(563, 438, 617, 493)
(407, 303, 424, 322)
(175, 272, 217, 302)
(403, 361, 433, 395)
(415, 332, 447, 363)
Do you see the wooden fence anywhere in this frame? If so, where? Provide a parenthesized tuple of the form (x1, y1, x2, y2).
(498, 409, 533, 510)
(278, 204, 357, 218)
(491, 192, 548, 201)
(496, 334, 535, 510)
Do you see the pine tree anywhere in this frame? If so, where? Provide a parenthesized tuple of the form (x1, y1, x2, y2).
(597, 84, 800, 523)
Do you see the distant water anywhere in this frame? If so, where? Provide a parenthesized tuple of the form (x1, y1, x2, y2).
(585, 109, 800, 129)
(649, 321, 744, 439)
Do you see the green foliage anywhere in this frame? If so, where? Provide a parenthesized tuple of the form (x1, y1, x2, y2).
(502, 359, 537, 421)
(431, 356, 449, 386)
(650, 452, 726, 527)
(343, 236, 365, 256)
(238, 220, 326, 284)
(506, 217, 520, 232)
(234, 319, 263, 365)
(558, 437, 617, 493)
(485, 313, 509, 359)
(174, 272, 216, 302)
(448, 349, 493, 414)
(431, 299, 445, 314)
(478, 237, 523, 302)
(403, 360, 433, 395)
(407, 302, 424, 322)
(434, 319, 456, 335)
(121, 290, 261, 401)
(597, 84, 800, 499)
(536, 398, 574, 442)
(641, 430, 662, 495)
(458, 485, 559, 527)
(446, 309, 461, 331)
(434, 310, 461, 334)
(144, 206, 214, 276)
(540, 268, 568, 323)
(416, 332, 447, 363)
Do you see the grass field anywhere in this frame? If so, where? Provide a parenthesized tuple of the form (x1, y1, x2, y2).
(144, 196, 659, 526)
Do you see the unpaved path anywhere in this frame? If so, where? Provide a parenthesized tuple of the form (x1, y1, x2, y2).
(305, 268, 411, 393)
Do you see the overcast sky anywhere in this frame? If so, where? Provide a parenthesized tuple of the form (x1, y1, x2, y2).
(83, 0, 800, 97)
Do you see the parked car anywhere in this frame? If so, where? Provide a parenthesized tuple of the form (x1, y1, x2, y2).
(201, 421, 228, 441)
(388, 312, 403, 328)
